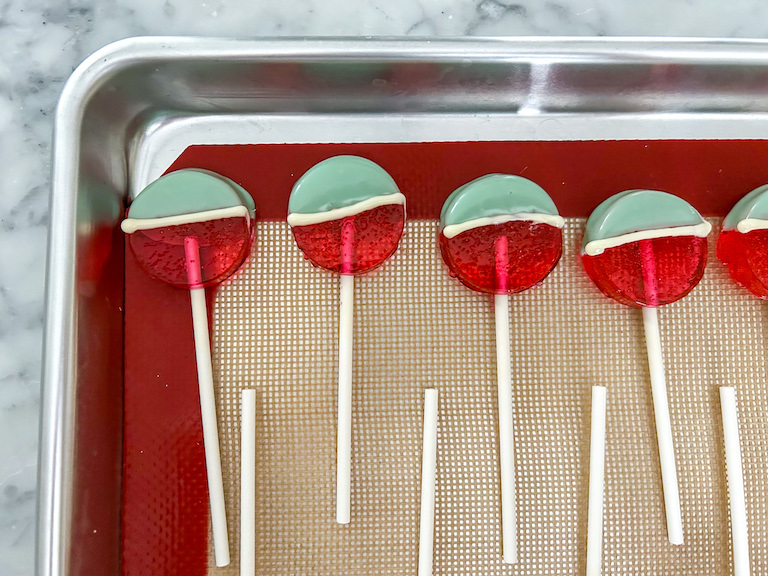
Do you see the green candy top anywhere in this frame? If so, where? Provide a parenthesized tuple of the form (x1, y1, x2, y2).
(723, 184, 768, 231)
(583, 190, 709, 255)
(127, 169, 255, 219)
(439, 174, 561, 232)
(288, 156, 401, 216)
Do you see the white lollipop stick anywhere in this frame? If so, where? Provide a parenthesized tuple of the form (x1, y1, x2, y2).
(586, 386, 607, 576)
(337, 273, 353, 524)
(418, 389, 439, 576)
(184, 236, 230, 567)
(642, 306, 683, 545)
(494, 236, 517, 564)
(241, 389, 257, 576)
(720, 387, 751, 576)
(336, 218, 355, 525)
(639, 239, 683, 545)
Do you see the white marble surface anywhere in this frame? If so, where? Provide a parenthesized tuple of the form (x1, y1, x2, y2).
(3, 0, 768, 574)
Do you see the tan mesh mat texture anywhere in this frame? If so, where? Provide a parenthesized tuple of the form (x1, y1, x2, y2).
(209, 218, 767, 576)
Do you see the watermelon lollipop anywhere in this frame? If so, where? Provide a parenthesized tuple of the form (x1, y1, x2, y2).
(287, 156, 406, 525)
(439, 174, 564, 564)
(121, 168, 256, 567)
(718, 184, 768, 298)
(582, 189, 711, 546)
(715, 187, 768, 576)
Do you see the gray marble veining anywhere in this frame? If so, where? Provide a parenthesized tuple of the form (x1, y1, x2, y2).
(2, 0, 768, 574)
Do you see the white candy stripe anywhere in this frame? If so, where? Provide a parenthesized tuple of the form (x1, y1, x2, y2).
(121, 205, 250, 233)
(584, 222, 711, 256)
(442, 213, 564, 239)
(287, 192, 406, 227)
(737, 218, 768, 233)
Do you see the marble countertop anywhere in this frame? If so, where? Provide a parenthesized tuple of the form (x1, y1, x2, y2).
(3, 0, 768, 574)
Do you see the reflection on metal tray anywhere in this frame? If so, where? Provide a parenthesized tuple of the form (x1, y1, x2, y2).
(41, 37, 768, 576)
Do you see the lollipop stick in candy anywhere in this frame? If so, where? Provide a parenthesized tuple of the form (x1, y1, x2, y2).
(240, 389, 257, 576)
(337, 217, 355, 525)
(122, 169, 257, 568)
(720, 387, 751, 576)
(288, 156, 406, 525)
(586, 386, 607, 576)
(185, 236, 231, 566)
(438, 175, 563, 563)
(582, 190, 710, 546)
(494, 235, 517, 564)
(639, 239, 683, 546)
(418, 389, 439, 576)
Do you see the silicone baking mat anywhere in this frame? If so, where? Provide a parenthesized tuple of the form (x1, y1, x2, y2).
(122, 140, 768, 576)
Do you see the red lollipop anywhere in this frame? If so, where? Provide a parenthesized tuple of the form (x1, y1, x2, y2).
(582, 189, 711, 546)
(718, 185, 768, 567)
(439, 174, 564, 564)
(122, 169, 256, 567)
(290, 202, 404, 274)
(287, 156, 405, 524)
(718, 184, 768, 299)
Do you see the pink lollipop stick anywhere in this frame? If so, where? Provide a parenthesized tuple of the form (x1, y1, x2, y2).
(493, 235, 517, 563)
(639, 239, 683, 545)
(184, 236, 231, 566)
(337, 217, 355, 524)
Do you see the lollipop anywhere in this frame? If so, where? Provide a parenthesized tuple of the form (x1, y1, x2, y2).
(438, 174, 564, 564)
(287, 155, 406, 524)
(121, 168, 256, 567)
(718, 184, 768, 298)
(582, 189, 711, 546)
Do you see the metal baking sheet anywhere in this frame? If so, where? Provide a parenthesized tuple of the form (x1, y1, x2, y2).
(40, 37, 768, 576)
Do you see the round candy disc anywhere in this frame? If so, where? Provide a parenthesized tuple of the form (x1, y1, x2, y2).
(582, 190, 710, 307)
(287, 156, 406, 274)
(122, 169, 256, 289)
(718, 184, 768, 299)
(438, 174, 564, 295)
